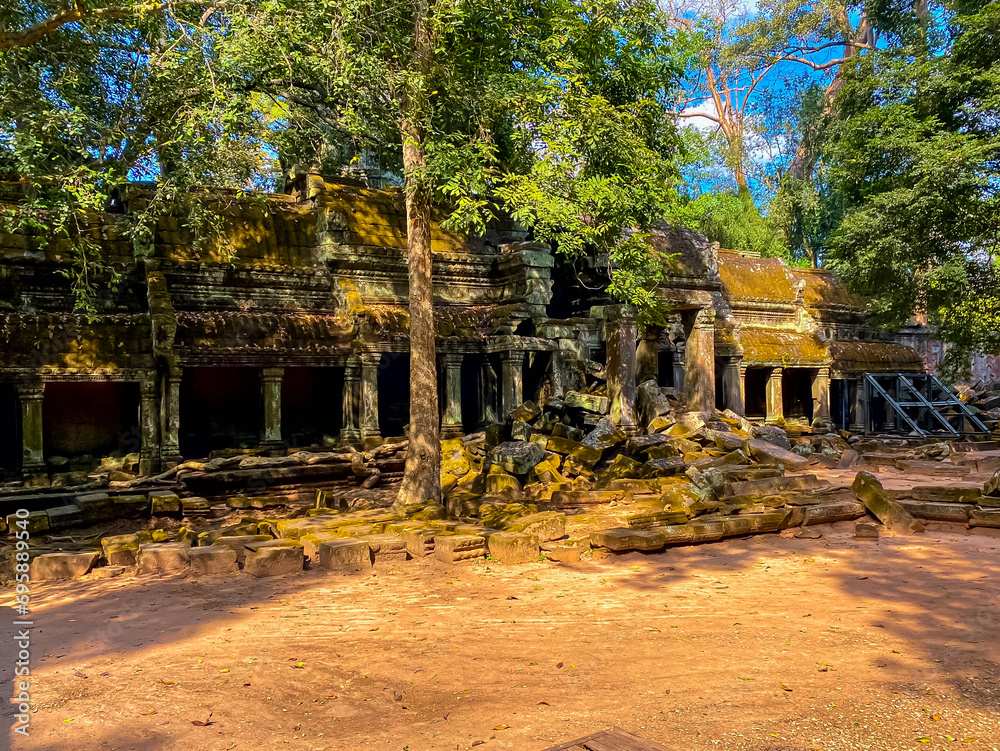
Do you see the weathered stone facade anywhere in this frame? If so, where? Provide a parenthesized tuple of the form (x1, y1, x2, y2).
(0, 175, 923, 483)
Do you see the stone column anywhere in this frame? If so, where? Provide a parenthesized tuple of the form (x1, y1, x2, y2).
(851, 377, 866, 432)
(480, 357, 498, 426)
(139, 378, 160, 475)
(683, 308, 716, 414)
(811, 366, 834, 431)
(672, 344, 686, 392)
(261, 367, 284, 449)
(17, 382, 45, 481)
(766, 366, 784, 425)
(501, 351, 524, 417)
(440, 353, 464, 438)
(606, 308, 638, 434)
(636, 326, 661, 385)
(739, 364, 748, 414)
(160, 368, 182, 466)
(722, 357, 744, 415)
(340, 357, 361, 444)
(360, 353, 382, 446)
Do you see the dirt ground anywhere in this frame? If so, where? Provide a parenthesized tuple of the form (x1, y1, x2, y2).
(3, 518, 1000, 751)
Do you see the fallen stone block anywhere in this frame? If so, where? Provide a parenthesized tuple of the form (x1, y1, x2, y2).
(724, 474, 824, 498)
(244, 545, 304, 577)
(747, 440, 811, 471)
(897, 500, 971, 524)
(7, 510, 49, 535)
(895, 460, 970, 477)
(541, 537, 590, 563)
(590, 528, 667, 551)
(549, 490, 631, 507)
(505, 511, 566, 542)
(985, 469, 1000, 496)
(856, 522, 880, 540)
(581, 418, 626, 450)
(737, 509, 790, 534)
(101, 533, 144, 566)
(29, 551, 100, 580)
(404, 528, 438, 559)
(627, 510, 689, 529)
(751, 424, 791, 450)
(364, 534, 408, 562)
(300, 532, 340, 561)
(489, 441, 545, 475)
(76, 492, 115, 524)
(46, 504, 83, 530)
(801, 501, 867, 527)
(113, 494, 150, 519)
(795, 528, 823, 539)
(645, 457, 687, 477)
(210, 535, 273, 565)
(188, 546, 239, 576)
(970, 509, 1000, 528)
(434, 534, 485, 563)
(838, 449, 859, 468)
(150, 491, 181, 515)
(852, 471, 924, 535)
(90, 565, 125, 579)
(564, 391, 610, 414)
(911, 483, 984, 504)
(136, 543, 191, 575)
(486, 532, 540, 563)
(663, 520, 727, 545)
(318, 539, 372, 573)
(181, 497, 212, 517)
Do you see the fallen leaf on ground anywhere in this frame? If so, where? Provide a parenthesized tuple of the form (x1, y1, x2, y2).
(555, 662, 563, 669)
(780, 684, 792, 691)
(493, 724, 509, 730)
(160, 679, 175, 686)
(74, 671, 87, 679)
(192, 713, 214, 727)
(142, 711, 157, 716)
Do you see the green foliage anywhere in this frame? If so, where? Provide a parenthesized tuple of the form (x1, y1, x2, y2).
(0, 1, 275, 312)
(684, 191, 791, 261)
(822, 0, 1000, 381)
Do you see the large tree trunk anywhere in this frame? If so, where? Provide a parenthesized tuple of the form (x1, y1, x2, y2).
(397, 121, 441, 506)
(396, 0, 441, 507)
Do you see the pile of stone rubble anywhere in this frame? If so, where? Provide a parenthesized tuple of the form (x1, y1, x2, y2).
(9, 383, 1000, 583)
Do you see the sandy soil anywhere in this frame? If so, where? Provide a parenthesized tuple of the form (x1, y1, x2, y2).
(3, 518, 1000, 751)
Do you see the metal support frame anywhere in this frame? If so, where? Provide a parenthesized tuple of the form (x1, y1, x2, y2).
(863, 372, 989, 437)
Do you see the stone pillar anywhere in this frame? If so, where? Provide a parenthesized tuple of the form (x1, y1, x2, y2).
(440, 353, 464, 438)
(341, 357, 361, 444)
(17, 382, 45, 481)
(766, 366, 784, 425)
(501, 351, 524, 417)
(139, 379, 160, 475)
(606, 308, 638, 433)
(811, 366, 834, 431)
(261, 367, 284, 449)
(722, 357, 744, 415)
(160, 368, 182, 466)
(480, 357, 498, 426)
(636, 326, 661, 385)
(739, 364, 748, 414)
(851, 377, 866, 432)
(683, 308, 716, 414)
(672, 344, 686, 392)
(360, 353, 382, 446)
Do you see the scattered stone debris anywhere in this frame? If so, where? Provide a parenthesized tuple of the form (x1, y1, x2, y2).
(8, 381, 1000, 581)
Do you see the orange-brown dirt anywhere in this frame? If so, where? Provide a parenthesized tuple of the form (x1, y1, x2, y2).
(3, 520, 1000, 751)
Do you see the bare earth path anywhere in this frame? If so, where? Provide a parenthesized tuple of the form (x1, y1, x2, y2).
(3, 523, 1000, 751)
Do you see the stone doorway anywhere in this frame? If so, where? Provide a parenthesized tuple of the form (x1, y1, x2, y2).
(180, 367, 262, 458)
(782, 368, 815, 424)
(377, 353, 410, 438)
(744, 367, 769, 419)
(0, 383, 20, 478)
(43, 382, 141, 462)
(657, 349, 675, 387)
(282, 367, 343, 448)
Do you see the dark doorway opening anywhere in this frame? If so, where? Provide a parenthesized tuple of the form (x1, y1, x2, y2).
(657, 350, 674, 387)
(832, 379, 850, 430)
(282, 367, 343, 448)
(0, 384, 20, 478)
(43, 382, 141, 461)
(524, 351, 552, 405)
(782, 368, 815, 424)
(744, 368, 769, 418)
(180, 367, 261, 457)
(460, 355, 484, 432)
(378, 353, 410, 437)
(714, 358, 726, 411)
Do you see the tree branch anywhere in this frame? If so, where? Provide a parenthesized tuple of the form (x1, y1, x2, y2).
(0, 1, 227, 50)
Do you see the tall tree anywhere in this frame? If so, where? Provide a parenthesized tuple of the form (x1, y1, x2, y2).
(822, 0, 1000, 380)
(220, 0, 692, 505)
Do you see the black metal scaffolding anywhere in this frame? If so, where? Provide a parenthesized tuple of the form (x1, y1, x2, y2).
(863, 372, 989, 437)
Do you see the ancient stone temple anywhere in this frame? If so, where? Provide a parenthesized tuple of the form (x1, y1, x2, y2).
(0, 175, 925, 484)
